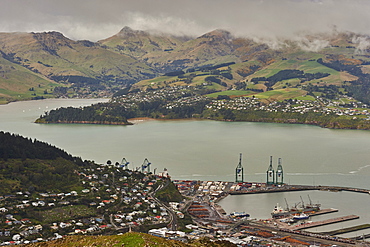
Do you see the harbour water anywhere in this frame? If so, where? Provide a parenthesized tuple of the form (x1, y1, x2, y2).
(1, 99, 370, 237)
(218, 190, 370, 238)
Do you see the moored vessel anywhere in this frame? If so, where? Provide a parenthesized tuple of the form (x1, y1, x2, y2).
(230, 211, 250, 218)
(271, 196, 320, 218)
(292, 213, 310, 220)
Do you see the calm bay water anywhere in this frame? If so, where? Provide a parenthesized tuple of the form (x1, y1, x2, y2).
(2, 99, 369, 187)
(1, 98, 370, 236)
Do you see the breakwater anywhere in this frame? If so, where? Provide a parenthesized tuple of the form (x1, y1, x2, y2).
(228, 184, 370, 195)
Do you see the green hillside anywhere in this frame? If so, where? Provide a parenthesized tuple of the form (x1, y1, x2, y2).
(0, 31, 156, 103)
(0, 54, 60, 104)
(0, 131, 85, 194)
(1, 28, 370, 103)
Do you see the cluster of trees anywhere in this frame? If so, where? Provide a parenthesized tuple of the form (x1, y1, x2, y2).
(305, 84, 341, 99)
(251, 69, 330, 89)
(51, 75, 101, 85)
(36, 104, 132, 125)
(163, 63, 233, 87)
(0, 132, 79, 162)
(345, 76, 370, 104)
(316, 58, 363, 77)
(155, 181, 183, 203)
(316, 58, 370, 104)
(51, 75, 109, 92)
(37, 61, 52, 67)
(234, 81, 246, 90)
(186, 61, 235, 73)
(53, 86, 69, 95)
(236, 65, 260, 77)
(161, 100, 210, 119)
(164, 70, 185, 77)
(205, 76, 227, 87)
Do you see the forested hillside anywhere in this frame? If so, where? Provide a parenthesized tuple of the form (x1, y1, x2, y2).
(0, 132, 86, 194)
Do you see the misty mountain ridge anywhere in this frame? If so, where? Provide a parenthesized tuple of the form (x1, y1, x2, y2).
(0, 26, 370, 103)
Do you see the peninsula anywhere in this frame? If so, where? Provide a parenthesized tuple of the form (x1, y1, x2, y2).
(36, 85, 370, 130)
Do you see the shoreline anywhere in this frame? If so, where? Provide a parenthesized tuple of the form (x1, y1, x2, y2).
(127, 117, 204, 124)
(36, 117, 370, 130)
(128, 117, 370, 130)
(22, 97, 370, 130)
(0, 96, 110, 105)
(36, 114, 370, 130)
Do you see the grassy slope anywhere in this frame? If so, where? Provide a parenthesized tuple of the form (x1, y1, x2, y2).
(0, 32, 158, 103)
(247, 59, 338, 79)
(99, 30, 186, 63)
(207, 90, 254, 98)
(58, 45, 154, 79)
(0, 56, 61, 103)
(254, 88, 307, 101)
(22, 233, 188, 247)
(144, 30, 239, 68)
(0, 32, 154, 79)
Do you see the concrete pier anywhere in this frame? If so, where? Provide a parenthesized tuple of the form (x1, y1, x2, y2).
(291, 215, 360, 230)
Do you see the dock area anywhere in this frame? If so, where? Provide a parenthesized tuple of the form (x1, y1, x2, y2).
(290, 215, 360, 230)
(173, 179, 370, 246)
(228, 184, 370, 195)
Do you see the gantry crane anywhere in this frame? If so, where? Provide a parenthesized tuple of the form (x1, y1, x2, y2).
(266, 156, 275, 185)
(275, 158, 284, 185)
(235, 153, 244, 183)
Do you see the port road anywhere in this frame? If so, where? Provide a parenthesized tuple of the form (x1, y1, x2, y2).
(150, 179, 178, 231)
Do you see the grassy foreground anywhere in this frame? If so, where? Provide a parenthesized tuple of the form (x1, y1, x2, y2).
(21, 232, 236, 247)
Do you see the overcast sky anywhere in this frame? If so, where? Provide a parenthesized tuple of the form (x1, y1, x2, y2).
(0, 0, 369, 41)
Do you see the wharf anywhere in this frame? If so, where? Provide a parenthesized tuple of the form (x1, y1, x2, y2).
(290, 215, 359, 230)
(322, 224, 370, 236)
(352, 232, 370, 240)
(309, 208, 338, 217)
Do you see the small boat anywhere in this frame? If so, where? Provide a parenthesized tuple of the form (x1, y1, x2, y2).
(293, 213, 309, 220)
(280, 218, 295, 223)
(230, 211, 250, 218)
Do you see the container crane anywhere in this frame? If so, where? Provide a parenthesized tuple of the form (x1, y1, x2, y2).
(120, 158, 130, 170)
(141, 158, 151, 173)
